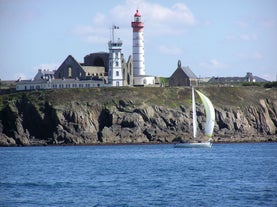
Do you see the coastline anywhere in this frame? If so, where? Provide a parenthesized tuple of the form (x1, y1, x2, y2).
(1, 87, 276, 147)
(1, 135, 276, 147)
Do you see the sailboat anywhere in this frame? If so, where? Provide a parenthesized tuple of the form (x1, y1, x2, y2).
(174, 87, 215, 148)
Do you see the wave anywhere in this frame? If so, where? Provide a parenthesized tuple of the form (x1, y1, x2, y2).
(0, 181, 77, 189)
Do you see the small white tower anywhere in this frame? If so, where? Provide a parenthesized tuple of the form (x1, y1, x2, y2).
(131, 10, 145, 76)
(108, 26, 123, 86)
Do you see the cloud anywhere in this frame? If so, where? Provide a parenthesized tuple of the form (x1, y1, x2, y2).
(72, 24, 109, 44)
(225, 34, 257, 41)
(91, 12, 108, 25)
(197, 59, 228, 77)
(239, 34, 257, 41)
(202, 19, 212, 26)
(261, 18, 277, 28)
(261, 74, 276, 82)
(158, 45, 183, 56)
(235, 20, 249, 28)
(235, 17, 277, 30)
(111, 0, 196, 26)
(35, 63, 59, 70)
(72, 0, 197, 43)
(200, 59, 226, 69)
(113, 0, 196, 36)
(0, 1, 39, 22)
(149, 2, 195, 25)
(14, 73, 27, 80)
(237, 51, 263, 60)
(72, 25, 108, 44)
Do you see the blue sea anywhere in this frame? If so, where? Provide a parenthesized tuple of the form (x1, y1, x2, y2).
(0, 143, 277, 207)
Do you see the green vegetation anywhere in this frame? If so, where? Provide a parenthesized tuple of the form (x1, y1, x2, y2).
(241, 82, 264, 87)
(241, 81, 277, 88)
(0, 86, 275, 112)
(264, 81, 277, 88)
(0, 87, 191, 111)
(159, 77, 169, 87)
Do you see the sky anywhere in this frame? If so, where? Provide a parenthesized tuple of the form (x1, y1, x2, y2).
(0, 0, 277, 81)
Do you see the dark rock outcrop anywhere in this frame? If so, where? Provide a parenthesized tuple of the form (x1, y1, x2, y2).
(0, 87, 276, 146)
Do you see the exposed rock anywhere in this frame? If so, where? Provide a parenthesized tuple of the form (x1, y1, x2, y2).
(0, 87, 276, 146)
(259, 99, 276, 134)
(0, 133, 16, 146)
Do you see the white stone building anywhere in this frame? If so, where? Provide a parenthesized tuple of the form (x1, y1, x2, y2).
(16, 78, 107, 91)
(108, 26, 124, 86)
(34, 69, 55, 81)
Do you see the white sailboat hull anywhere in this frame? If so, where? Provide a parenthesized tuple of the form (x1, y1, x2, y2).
(174, 142, 212, 148)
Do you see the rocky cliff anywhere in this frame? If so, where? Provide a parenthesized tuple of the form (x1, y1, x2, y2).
(0, 87, 276, 146)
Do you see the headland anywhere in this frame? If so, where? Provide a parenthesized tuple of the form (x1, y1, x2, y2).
(0, 86, 276, 146)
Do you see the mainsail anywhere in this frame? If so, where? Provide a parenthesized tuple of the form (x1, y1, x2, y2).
(195, 90, 215, 137)
(192, 87, 197, 138)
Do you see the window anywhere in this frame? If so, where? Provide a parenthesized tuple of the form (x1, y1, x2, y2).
(116, 71, 119, 76)
(68, 67, 72, 78)
(116, 61, 119, 66)
(143, 79, 147, 84)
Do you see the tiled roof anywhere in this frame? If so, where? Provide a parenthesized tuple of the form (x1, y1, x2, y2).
(181, 66, 197, 79)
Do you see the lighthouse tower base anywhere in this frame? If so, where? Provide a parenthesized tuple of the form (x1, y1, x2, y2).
(133, 75, 156, 86)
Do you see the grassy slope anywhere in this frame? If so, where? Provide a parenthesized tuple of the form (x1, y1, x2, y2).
(0, 86, 275, 112)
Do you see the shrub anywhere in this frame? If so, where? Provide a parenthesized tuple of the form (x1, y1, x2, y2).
(264, 81, 277, 88)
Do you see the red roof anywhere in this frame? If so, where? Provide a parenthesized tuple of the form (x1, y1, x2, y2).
(134, 10, 141, 17)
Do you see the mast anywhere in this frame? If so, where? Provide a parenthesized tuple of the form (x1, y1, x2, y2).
(192, 87, 197, 138)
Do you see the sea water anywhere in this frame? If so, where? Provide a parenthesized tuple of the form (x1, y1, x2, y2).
(0, 143, 276, 207)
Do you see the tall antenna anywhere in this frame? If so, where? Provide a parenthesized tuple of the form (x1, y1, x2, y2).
(111, 25, 119, 42)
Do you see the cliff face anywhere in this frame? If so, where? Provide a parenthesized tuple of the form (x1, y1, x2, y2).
(0, 87, 276, 146)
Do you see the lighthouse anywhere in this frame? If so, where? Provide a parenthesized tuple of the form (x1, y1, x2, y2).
(131, 10, 145, 76)
(108, 26, 123, 86)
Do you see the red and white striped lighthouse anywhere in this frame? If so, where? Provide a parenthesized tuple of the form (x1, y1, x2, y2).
(131, 10, 145, 76)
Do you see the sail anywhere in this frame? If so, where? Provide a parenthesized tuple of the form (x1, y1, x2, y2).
(192, 87, 197, 138)
(195, 90, 215, 137)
